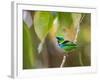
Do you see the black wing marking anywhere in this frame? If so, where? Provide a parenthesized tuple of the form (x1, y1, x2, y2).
(62, 40, 70, 44)
(62, 40, 77, 46)
(56, 36, 64, 40)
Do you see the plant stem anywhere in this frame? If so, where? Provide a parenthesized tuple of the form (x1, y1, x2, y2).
(78, 52, 84, 66)
(74, 15, 85, 43)
(60, 55, 66, 68)
(73, 23, 80, 43)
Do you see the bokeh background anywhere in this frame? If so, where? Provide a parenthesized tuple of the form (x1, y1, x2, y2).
(23, 10, 91, 69)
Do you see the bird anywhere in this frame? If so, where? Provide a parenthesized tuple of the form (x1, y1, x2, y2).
(56, 36, 77, 52)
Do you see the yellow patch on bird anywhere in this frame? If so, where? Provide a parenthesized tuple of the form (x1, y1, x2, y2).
(64, 26, 76, 41)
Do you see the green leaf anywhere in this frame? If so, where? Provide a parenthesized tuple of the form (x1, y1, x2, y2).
(56, 12, 73, 37)
(71, 13, 82, 28)
(23, 21, 35, 69)
(58, 12, 73, 28)
(34, 11, 54, 41)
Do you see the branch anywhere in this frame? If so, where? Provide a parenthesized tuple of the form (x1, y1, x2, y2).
(60, 55, 66, 68)
(74, 15, 85, 43)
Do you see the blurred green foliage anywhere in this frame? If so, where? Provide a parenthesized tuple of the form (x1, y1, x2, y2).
(34, 11, 54, 41)
(58, 12, 73, 28)
(23, 11, 91, 69)
(23, 21, 35, 69)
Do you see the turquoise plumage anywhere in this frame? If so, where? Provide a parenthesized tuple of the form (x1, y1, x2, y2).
(56, 36, 77, 52)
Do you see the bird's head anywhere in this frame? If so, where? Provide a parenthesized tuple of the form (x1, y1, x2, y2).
(56, 36, 64, 44)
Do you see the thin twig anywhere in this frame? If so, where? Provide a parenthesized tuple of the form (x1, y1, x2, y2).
(78, 52, 84, 66)
(74, 15, 85, 43)
(60, 55, 66, 68)
(73, 23, 80, 43)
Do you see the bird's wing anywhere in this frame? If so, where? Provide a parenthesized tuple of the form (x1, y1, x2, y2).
(62, 40, 77, 46)
(61, 40, 70, 44)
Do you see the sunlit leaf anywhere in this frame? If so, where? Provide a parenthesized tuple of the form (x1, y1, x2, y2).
(58, 12, 73, 28)
(71, 13, 82, 28)
(56, 12, 73, 39)
(34, 11, 54, 41)
(23, 21, 35, 69)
